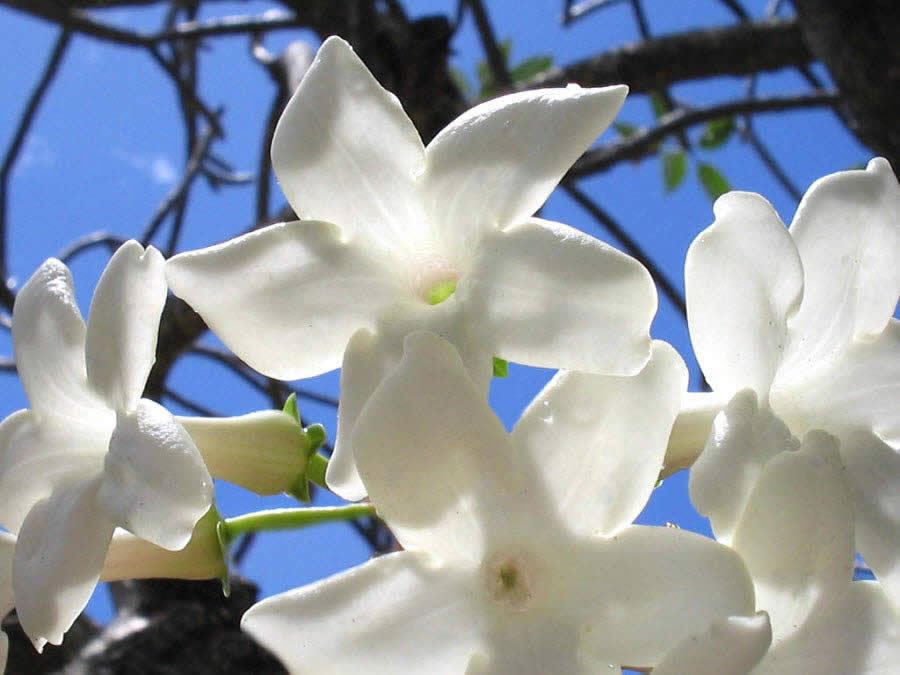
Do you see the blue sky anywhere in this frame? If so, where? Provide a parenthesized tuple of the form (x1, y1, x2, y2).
(0, 0, 869, 625)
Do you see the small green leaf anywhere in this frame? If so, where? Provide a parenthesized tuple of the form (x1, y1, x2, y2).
(613, 121, 638, 138)
(282, 392, 300, 422)
(650, 92, 667, 119)
(698, 117, 735, 149)
(492, 357, 509, 378)
(510, 55, 552, 83)
(662, 151, 687, 192)
(697, 162, 732, 201)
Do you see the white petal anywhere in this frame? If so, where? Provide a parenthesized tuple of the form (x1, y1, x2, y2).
(84, 241, 166, 412)
(689, 390, 798, 546)
(561, 526, 756, 668)
(664, 390, 728, 477)
(773, 319, 900, 444)
(686, 192, 803, 397)
(166, 219, 406, 380)
(0, 532, 14, 618)
(422, 85, 627, 263)
(838, 429, 900, 607)
(653, 613, 772, 675)
(98, 399, 212, 550)
(329, 302, 493, 501)
(271, 36, 426, 254)
(352, 332, 532, 565)
(0, 631, 6, 675)
(242, 551, 483, 675)
(732, 432, 855, 642)
(783, 158, 900, 371)
(14, 476, 115, 651)
(458, 218, 655, 374)
(753, 581, 900, 674)
(511, 341, 686, 537)
(0, 409, 108, 532)
(12, 258, 108, 421)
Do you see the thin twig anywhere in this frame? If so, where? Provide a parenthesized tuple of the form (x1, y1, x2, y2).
(162, 387, 221, 417)
(569, 90, 840, 178)
(0, 28, 72, 309)
(562, 182, 686, 317)
(466, 0, 512, 88)
(57, 232, 128, 264)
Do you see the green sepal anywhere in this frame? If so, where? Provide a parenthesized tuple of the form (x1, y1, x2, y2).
(208, 504, 232, 597)
(281, 394, 330, 502)
(282, 392, 301, 421)
(492, 357, 509, 378)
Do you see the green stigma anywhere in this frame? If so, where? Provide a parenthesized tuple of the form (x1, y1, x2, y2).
(425, 279, 457, 305)
(498, 563, 519, 590)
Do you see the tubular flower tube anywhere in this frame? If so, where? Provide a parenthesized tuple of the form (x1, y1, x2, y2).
(166, 35, 658, 501)
(0, 241, 213, 651)
(242, 333, 756, 674)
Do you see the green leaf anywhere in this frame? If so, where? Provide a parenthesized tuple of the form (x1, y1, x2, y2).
(510, 55, 552, 83)
(662, 151, 687, 192)
(699, 117, 735, 149)
(492, 357, 509, 378)
(613, 121, 638, 138)
(477, 40, 513, 98)
(448, 66, 471, 96)
(650, 92, 667, 119)
(697, 162, 732, 201)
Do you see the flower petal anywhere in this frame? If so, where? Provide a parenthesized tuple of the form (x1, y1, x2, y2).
(783, 158, 900, 371)
(84, 241, 166, 412)
(0, 532, 14, 617)
(422, 85, 627, 262)
(753, 582, 900, 674)
(271, 36, 425, 254)
(351, 332, 533, 565)
(689, 390, 798, 546)
(653, 613, 772, 675)
(838, 429, 900, 607)
(329, 302, 493, 501)
(12, 258, 107, 421)
(98, 399, 212, 550)
(14, 476, 115, 651)
(685, 192, 803, 397)
(166, 219, 405, 380)
(731, 431, 855, 642)
(773, 318, 900, 444)
(458, 218, 655, 374)
(561, 526, 756, 668)
(511, 341, 686, 538)
(663, 390, 728, 478)
(242, 551, 483, 675)
(0, 409, 108, 532)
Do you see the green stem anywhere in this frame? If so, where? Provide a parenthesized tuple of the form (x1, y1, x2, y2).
(220, 504, 376, 546)
(305, 452, 328, 488)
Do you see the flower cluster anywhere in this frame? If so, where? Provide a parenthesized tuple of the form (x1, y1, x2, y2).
(0, 35, 897, 674)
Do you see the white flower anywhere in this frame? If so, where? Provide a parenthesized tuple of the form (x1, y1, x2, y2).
(166, 36, 657, 500)
(242, 332, 755, 673)
(690, 394, 900, 672)
(0, 532, 13, 674)
(0, 241, 213, 650)
(679, 158, 900, 603)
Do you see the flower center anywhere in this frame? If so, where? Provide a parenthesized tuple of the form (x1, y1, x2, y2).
(424, 279, 457, 305)
(482, 549, 543, 612)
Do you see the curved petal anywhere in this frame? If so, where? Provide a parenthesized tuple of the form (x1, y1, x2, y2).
(653, 613, 771, 675)
(0, 409, 108, 532)
(85, 241, 166, 413)
(166, 219, 406, 380)
(685, 192, 804, 398)
(511, 341, 686, 538)
(458, 218, 655, 374)
(560, 526, 756, 668)
(98, 399, 212, 551)
(689, 390, 798, 546)
(271, 36, 425, 254)
(14, 476, 115, 651)
(422, 84, 627, 263)
(329, 302, 493, 501)
(12, 258, 108, 422)
(773, 319, 900, 444)
(0, 532, 14, 617)
(839, 429, 900, 607)
(242, 551, 483, 675)
(731, 432, 855, 642)
(663, 390, 728, 478)
(783, 158, 900, 371)
(753, 582, 900, 674)
(351, 332, 534, 565)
